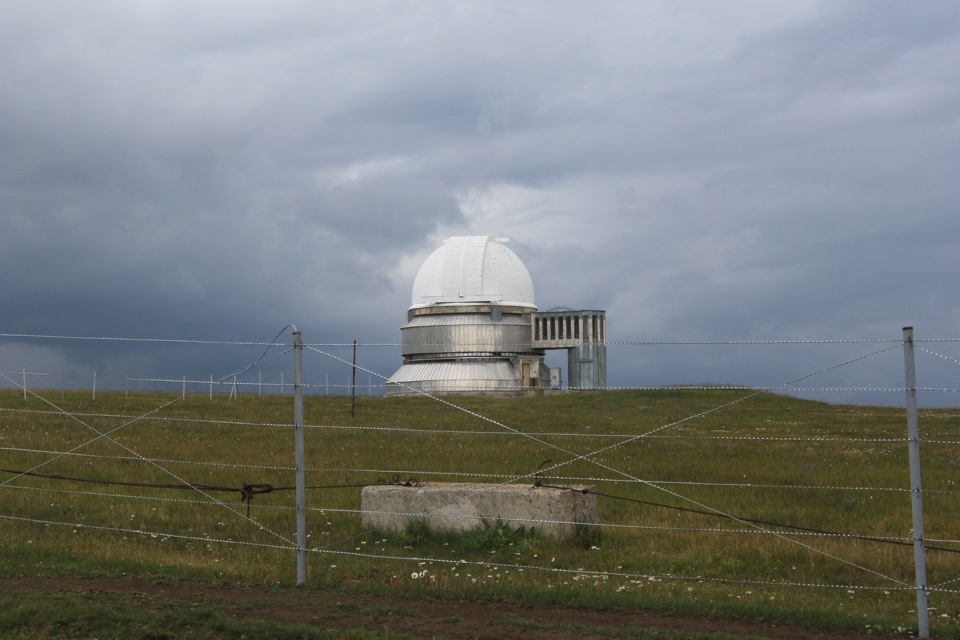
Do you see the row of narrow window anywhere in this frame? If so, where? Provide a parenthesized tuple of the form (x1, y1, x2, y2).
(533, 314, 604, 343)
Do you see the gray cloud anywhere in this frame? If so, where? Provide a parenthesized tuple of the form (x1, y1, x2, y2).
(1, 1, 958, 404)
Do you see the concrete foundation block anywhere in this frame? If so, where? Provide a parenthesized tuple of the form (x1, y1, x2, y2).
(360, 482, 596, 540)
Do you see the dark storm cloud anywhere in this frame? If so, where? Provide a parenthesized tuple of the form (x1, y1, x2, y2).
(1, 1, 958, 402)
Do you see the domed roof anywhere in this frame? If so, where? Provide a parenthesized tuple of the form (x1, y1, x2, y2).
(411, 236, 536, 309)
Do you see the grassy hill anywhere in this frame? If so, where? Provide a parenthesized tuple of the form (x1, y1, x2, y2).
(1, 388, 958, 637)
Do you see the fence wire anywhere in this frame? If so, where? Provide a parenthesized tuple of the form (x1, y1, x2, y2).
(2, 328, 959, 625)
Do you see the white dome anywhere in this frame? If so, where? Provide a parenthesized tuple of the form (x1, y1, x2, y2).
(411, 236, 536, 309)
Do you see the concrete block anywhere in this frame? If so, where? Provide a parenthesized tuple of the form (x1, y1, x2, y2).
(360, 482, 596, 540)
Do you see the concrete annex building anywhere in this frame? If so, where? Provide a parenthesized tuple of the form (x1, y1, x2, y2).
(386, 236, 606, 395)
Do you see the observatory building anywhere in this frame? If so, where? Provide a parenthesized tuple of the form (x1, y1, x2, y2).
(386, 236, 606, 395)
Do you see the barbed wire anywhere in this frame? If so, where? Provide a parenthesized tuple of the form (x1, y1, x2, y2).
(16, 508, 960, 593)
(7, 376, 960, 395)
(7, 407, 955, 445)
(3, 330, 958, 603)
(234, 342, 922, 587)
(532, 480, 960, 554)
(0, 333, 292, 346)
(10, 450, 953, 495)
(0, 325, 303, 548)
(4, 332, 960, 346)
(3, 337, 937, 588)
(916, 345, 960, 368)
(14, 373, 960, 395)
(7, 483, 296, 511)
(11, 481, 960, 554)
(11, 372, 960, 395)
(485, 343, 918, 585)
(4, 513, 951, 595)
(0, 513, 295, 550)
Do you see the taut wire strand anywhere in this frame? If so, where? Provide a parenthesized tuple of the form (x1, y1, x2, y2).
(303, 343, 910, 586)
(0, 325, 302, 547)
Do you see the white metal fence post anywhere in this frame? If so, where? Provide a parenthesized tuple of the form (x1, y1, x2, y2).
(293, 330, 307, 586)
(351, 340, 357, 417)
(902, 326, 929, 638)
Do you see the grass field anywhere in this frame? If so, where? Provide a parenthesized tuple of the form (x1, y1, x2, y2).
(1, 387, 959, 638)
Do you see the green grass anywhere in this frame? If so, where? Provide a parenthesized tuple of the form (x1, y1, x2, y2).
(494, 616, 787, 640)
(1, 388, 959, 638)
(0, 587, 823, 640)
(0, 587, 435, 639)
(460, 519, 541, 552)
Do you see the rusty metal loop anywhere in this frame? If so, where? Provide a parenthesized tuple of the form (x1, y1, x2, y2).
(532, 459, 552, 487)
(240, 483, 275, 502)
(377, 473, 419, 487)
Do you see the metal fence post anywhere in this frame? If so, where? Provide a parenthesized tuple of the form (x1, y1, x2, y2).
(351, 340, 357, 417)
(903, 326, 929, 638)
(293, 330, 307, 586)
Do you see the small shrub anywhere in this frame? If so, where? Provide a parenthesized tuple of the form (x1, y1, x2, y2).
(574, 523, 602, 549)
(462, 519, 538, 552)
(394, 520, 431, 546)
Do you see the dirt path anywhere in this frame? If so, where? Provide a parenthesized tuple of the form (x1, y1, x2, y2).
(0, 576, 870, 639)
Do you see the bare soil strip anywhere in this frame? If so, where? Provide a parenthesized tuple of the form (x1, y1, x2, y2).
(0, 577, 870, 639)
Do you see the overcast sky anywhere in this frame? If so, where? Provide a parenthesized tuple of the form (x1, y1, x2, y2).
(2, 1, 958, 405)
